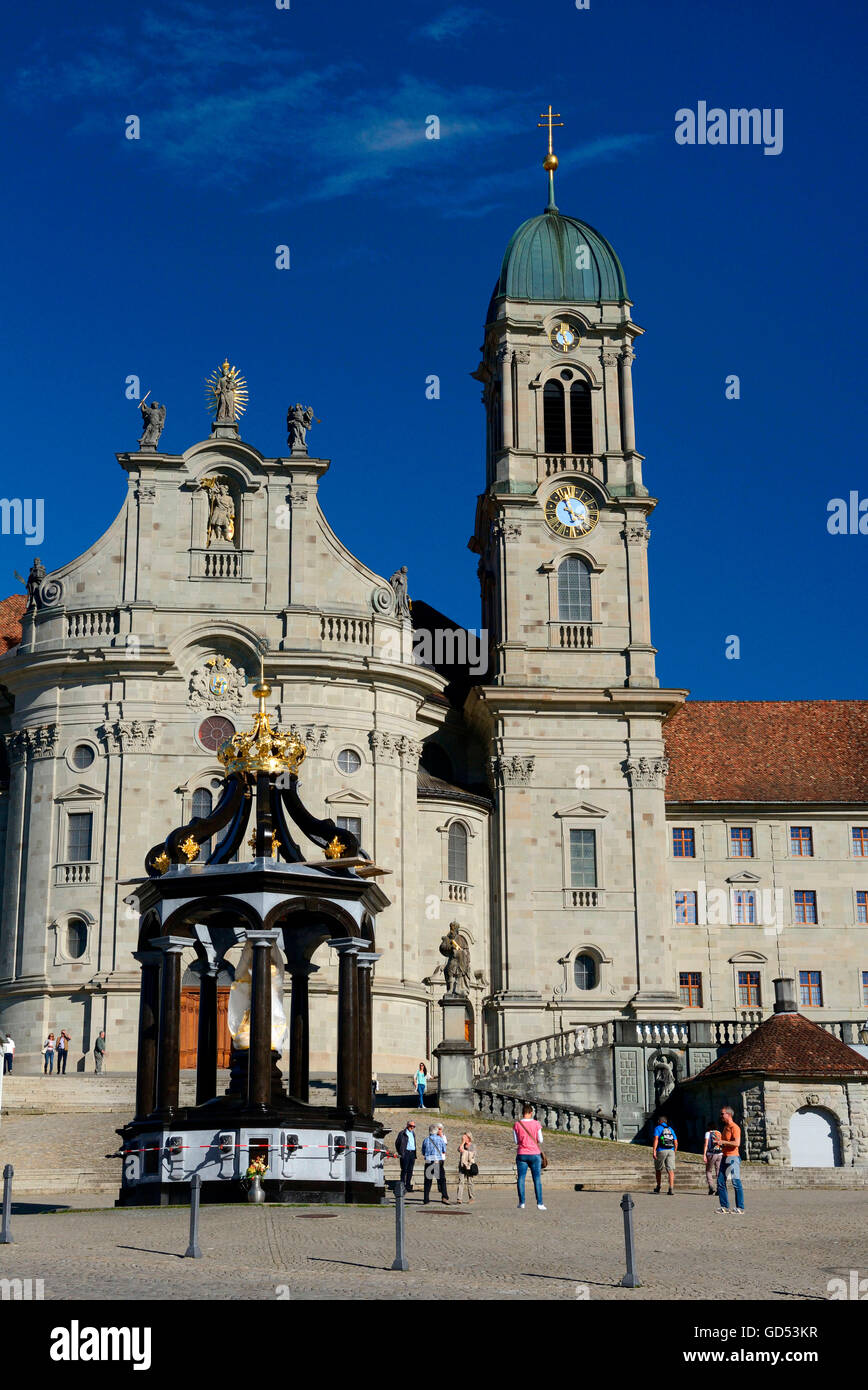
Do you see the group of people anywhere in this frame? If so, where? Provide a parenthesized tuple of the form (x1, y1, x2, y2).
(41, 1030, 106, 1074)
(652, 1104, 745, 1214)
(394, 1102, 547, 1210)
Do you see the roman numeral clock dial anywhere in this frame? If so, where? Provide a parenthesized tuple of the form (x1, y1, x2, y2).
(543, 484, 599, 538)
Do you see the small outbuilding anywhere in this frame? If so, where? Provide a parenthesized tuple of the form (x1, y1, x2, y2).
(678, 979, 868, 1168)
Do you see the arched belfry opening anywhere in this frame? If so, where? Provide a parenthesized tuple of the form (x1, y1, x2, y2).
(120, 673, 390, 1205)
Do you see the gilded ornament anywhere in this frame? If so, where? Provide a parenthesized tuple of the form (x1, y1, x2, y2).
(153, 851, 170, 874)
(179, 836, 201, 862)
(325, 836, 346, 860)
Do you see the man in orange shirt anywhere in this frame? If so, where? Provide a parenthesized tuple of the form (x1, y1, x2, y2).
(716, 1105, 745, 1215)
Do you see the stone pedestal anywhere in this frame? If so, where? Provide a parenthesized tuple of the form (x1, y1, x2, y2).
(434, 993, 475, 1114)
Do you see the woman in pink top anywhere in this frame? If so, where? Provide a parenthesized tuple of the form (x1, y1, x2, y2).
(513, 1103, 546, 1210)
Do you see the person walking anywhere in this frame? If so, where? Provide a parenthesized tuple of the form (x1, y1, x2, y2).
(413, 1062, 428, 1109)
(421, 1124, 450, 1204)
(716, 1105, 745, 1216)
(2, 1035, 14, 1074)
(43, 1033, 56, 1075)
(55, 1029, 70, 1076)
(703, 1121, 722, 1195)
(395, 1119, 417, 1192)
(456, 1131, 477, 1204)
(514, 1103, 546, 1211)
(652, 1115, 678, 1194)
(371, 1072, 378, 1114)
(94, 1030, 106, 1075)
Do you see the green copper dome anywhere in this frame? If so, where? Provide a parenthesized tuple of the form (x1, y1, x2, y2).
(496, 207, 628, 303)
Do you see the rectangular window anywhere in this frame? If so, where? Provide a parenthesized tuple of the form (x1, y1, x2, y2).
(737, 970, 761, 1006)
(790, 826, 814, 857)
(799, 970, 823, 1007)
(679, 971, 703, 1008)
(569, 829, 597, 888)
(67, 811, 93, 862)
(853, 828, 868, 858)
(857, 891, 868, 924)
(729, 827, 754, 858)
(862, 971, 868, 1008)
(336, 816, 362, 842)
(794, 890, 818, 924)
(732, 890, 757, 925)
(672, 827, 695, 858)
(675, 891, 697, 924)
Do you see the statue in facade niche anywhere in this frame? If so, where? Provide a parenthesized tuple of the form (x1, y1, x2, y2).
(25, 557, 46, 610)
(652, 1048, 676, 1107)
(138, 399, 166, 450)
(440, 921, 472, 995)
(389, 565, 411, 619)
(199, 477, 235, 546)
(287, 403, 315, 453)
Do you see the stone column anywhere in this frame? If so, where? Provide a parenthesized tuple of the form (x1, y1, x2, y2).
(132, 949, 161, 1119)
(434, 992, 475, 1113)
(624, 760, 680, 1015)
(246, 929, 280, 1110)
(288, 962, 318, 1103)
(601, 350, 622, 452)
(190, 959, 219, 1106)
(153, 936, 187, 1117)
(333, 937, 365, 1112)
(499, 346, 513, 450)
(619, 348, 636, 454)
(356, 952, 380, 1116)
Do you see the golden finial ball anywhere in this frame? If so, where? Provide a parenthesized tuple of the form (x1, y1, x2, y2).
(544, 153, 559, 172)
(252, 682, 272, 699)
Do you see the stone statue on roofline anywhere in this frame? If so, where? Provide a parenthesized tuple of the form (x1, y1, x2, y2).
(138, 399, 166, 450)
(287, 403, 315, 453)
(389, 566, 411, 619)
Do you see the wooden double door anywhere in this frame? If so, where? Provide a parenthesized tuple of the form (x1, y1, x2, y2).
(179, 987, 232, 1069)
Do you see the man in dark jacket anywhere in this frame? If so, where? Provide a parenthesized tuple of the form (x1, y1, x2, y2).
(394, 1120, 417, 1191)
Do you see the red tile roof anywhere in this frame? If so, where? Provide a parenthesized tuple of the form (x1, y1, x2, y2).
(0, 594, 26, 654)
(694, 1011, 868, 1080)
(664, 700, 868, 803)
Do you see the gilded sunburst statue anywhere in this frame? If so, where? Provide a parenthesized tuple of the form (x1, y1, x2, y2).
(206, 359, 248, 423)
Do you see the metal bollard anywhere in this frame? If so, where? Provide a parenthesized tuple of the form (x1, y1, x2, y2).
(390, 1179, 409, 1271)
(1, 1164, 13, 1244)
(619, 1192, 641, 1287)
(184, 1173, 203, 1259)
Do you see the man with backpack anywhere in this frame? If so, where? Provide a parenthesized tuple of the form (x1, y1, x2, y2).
(652, 1115, 678, 1194)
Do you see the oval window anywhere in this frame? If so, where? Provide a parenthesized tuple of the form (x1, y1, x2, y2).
(72, 744, 95, 770)
(573, 954, 597, 990)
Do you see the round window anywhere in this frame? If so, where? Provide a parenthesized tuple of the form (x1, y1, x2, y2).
(337, 748, 361, 775)
(198, 716, 236, 753)
(559, 369, 573, 381)
(72, 744, 95, 770)
(66, 918, 87, 960)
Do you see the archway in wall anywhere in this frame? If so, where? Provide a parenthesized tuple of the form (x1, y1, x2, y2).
(788, 1106, 842, 1167)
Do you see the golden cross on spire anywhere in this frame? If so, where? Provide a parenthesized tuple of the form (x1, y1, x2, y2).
(538, 105, 563, 210)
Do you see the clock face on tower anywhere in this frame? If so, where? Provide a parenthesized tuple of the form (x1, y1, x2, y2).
(543, 485, 599, 538)
(549, 320, 580, 352)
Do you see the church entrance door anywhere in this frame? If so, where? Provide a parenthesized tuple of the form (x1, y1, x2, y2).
(179, 987, 232, 1069)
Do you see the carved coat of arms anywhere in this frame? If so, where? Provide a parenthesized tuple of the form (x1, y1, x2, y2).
(188, 655, 247, 711)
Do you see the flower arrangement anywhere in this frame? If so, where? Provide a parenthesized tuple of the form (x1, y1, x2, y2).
(246, 1155, 268, 1180)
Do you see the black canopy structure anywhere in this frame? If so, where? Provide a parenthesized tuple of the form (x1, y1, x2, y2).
(118, 677, 390, 1204)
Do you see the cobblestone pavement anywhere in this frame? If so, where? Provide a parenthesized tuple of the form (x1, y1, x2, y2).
(0, 1187, 864, 1301)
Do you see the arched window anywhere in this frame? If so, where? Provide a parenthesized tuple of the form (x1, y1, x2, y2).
(558, 556, 592, 621)
(570, 380, 593, 453)
(573, 953, 597, 990)
(66, 917, 87, 960)
(543, 380, 566, 453)
(192, 787, 213, 859)
(448, 823, 468, 883)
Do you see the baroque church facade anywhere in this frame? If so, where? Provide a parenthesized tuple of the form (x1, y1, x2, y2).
(1, 171, 867, 1075)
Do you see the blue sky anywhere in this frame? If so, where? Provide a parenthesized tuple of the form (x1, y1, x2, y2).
(2, 0, 865, 697)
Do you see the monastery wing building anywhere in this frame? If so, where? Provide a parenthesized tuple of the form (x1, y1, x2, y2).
(1, 168, 866, 1076)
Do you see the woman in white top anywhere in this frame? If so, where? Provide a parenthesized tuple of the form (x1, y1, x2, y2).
(43, 1033, 56, 1075)
(2, 1036, 14, 1074)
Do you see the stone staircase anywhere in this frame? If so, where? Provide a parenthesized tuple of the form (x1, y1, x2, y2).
(0, 1073, 223, 1113)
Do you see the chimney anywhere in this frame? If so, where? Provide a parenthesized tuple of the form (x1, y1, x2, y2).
(773, 977, 797, 1013)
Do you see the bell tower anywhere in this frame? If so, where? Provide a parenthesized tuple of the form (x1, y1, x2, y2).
(467, 114, 686, 1047)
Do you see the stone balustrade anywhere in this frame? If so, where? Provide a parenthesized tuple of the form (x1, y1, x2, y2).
(474, 1021, 615, 1079)
(475, 1086, 617, 1141)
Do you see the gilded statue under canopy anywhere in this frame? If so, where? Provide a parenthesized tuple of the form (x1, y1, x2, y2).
(228, 942, 288, 1052)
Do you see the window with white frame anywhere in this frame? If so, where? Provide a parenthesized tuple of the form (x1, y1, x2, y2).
(67, 811, 93, 861)
(569, 829, 597, 888)
(447, 822, 468, 883)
